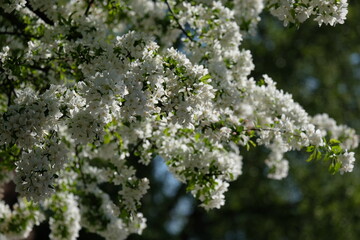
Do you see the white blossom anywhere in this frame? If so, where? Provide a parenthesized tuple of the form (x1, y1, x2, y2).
(338, 151, 355, 174)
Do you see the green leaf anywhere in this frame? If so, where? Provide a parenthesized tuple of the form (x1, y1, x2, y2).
(306, 150, 317, 162)
(306, 146, 315, 152)
(329, 139, 341, 145)
(256, 79, 266, 86)
(331, 145, 342, 154)
(199, 74, 211, 83)
(103, 134, 111, 144)
(249, 140, 256, 147)
(194, 133, 201, 142)
(163, 128, 171, 136)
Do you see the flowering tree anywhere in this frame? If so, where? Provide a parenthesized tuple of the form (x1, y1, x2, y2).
(0, 0, 357, 239)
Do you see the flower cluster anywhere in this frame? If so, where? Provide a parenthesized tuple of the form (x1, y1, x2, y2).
(45, 193, 81, 240)
(0, 198, 44, 239)
(0, 0, 357, 239)
(266, 0, 348, 26)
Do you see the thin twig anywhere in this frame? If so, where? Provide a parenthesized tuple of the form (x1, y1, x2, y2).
(24, 63, 51, 73)
(0, 31, 36, 38)
(0, 31, 20, 35)
(7, 90, 12, 107)
(248, 127, 303, 138)
(84, 0, 94, 16)
(75, 145, 88, 189)
(164, 0, 194, 42)
(248, 127, 285, 132)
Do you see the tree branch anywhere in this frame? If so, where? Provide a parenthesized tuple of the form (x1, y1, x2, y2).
(0, 31, 36, 38)
(164, 0, 194, 42)
(0, 8, 33, 41)
(84, 0, 95, 16)
(25, 1, 54, 25)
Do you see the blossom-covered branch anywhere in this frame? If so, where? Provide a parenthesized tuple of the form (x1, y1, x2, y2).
(0, 0, 356, 239)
